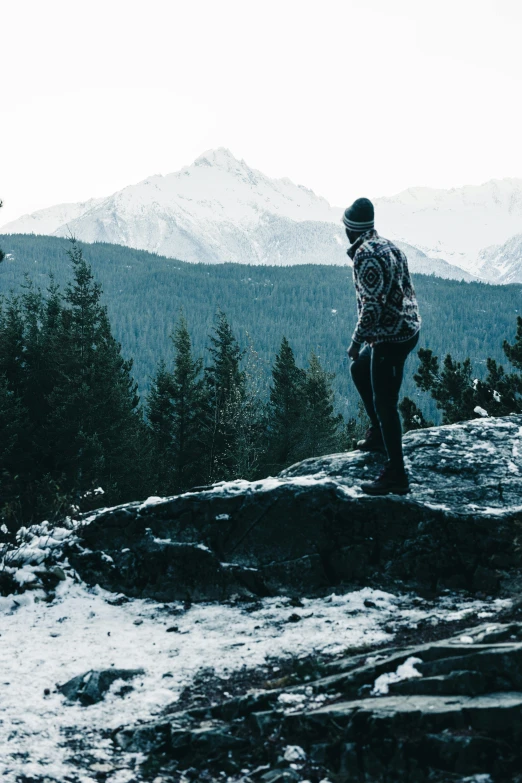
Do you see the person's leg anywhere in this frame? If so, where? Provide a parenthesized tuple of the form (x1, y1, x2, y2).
(350, 343, 379, 428)
(371, 332, 420, 472)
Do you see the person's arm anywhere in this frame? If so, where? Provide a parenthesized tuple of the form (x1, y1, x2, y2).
(351, 254, 391, 344)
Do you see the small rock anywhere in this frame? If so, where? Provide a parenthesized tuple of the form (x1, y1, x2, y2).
(287, 613, 302, 623)
(364, 599, 377, 608)
(106, 594, 130, 606)
(166, 625, 179, 633)
(261, 770, 300, 783)
(283, 745, 307, 763)
(58, 668, 145, 705)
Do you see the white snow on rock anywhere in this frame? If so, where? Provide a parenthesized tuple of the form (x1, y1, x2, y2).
(371, 656, 423, 696)
(0, 574, 509, 782)
(138, 495, 164, 509)
(283, 745, 307, 763)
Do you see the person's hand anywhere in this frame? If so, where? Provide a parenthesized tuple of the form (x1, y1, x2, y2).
(347, 340, 361, 361)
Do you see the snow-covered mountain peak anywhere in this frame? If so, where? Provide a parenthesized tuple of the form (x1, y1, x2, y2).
(193, 146, 247, 171)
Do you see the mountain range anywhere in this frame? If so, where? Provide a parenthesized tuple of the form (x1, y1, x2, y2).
(3, 148, 522, 282)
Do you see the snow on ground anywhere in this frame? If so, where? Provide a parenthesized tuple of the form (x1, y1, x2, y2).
(0, 574, 510, 783)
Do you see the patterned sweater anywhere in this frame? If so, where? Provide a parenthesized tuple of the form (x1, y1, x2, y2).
(348, 229, 421, 344)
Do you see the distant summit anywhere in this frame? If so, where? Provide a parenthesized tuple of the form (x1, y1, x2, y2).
(477, 232, 522, 284)
(4, 149, 522, 281)
(1, 148, 342, 267)
(375, 178, 522, 275)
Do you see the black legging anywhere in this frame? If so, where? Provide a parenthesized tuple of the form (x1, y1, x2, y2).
(350, 331, 420, 471)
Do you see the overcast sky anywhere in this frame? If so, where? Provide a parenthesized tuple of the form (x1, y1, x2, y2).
(1, 0, 521, 225)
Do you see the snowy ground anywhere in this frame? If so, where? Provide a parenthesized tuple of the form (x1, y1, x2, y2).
(0, 572, 510, 783)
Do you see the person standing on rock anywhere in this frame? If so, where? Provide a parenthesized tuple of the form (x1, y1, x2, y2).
(344, 197, 421, 496)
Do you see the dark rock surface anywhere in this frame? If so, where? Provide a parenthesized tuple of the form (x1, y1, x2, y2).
(58, 668, 145, 705)
(114, 622, 522, 782)
(67, 415, 522, 601)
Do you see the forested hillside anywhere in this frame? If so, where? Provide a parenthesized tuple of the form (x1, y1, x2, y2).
(1, 234, 521, 421)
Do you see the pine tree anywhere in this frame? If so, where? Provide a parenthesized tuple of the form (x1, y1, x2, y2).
(399, 396, 434, 432)
(503, 316, 522, 370)
(0, 294, 36, 517)
(264, 336, 306, 473)
(45, 240, 141, 503)
(473, 358, 522, 417)
(0, 284, 69, 525)
(413, 319, 522, 424)
(301, 351, 344, 458)
(147, 313, 206, 493)
(147, 360, 176, 491)
(19, 277, 48, 441)
(413, 349, 477, 424)
(0, 295, 25, 393)
(170, 313, 206, 490)
(223, 335, 267, 481)
(202, 310, 246, 483)
(0, 375, 26, 527)
(0, 201, 5, 263)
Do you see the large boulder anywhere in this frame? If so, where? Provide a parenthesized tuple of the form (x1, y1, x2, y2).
(67, 415, 522, 600)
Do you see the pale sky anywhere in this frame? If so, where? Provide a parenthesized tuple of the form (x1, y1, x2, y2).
(2, 0, 522, 226)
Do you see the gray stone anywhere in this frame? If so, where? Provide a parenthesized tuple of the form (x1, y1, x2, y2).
(58, 668, 144, 705)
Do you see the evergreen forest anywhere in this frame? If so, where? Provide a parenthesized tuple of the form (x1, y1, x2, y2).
(2, 233, 521, 422)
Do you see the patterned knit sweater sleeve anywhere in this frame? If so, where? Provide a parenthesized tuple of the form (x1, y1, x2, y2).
(351, 253, 393, 344)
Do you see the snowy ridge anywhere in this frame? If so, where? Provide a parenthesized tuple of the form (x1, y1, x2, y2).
(2, 196, 105, 237)
(3, 149, 522, 279)
(477, 232, 522, 284)
(375, 178, 522, 275)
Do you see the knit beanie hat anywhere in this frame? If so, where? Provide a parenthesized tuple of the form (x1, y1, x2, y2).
(342, 197, 374, 232)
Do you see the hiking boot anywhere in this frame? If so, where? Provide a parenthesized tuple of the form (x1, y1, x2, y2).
(361, 464, 409, 496)
(356, 426, 385, 453)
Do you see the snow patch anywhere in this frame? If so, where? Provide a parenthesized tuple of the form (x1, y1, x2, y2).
(0, 576, 508, 781)
(371, 656, 423, 696)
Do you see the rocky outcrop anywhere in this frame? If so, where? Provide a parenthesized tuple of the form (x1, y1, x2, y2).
(114, 621, 522, 782)
(67, 415, 522, 601)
